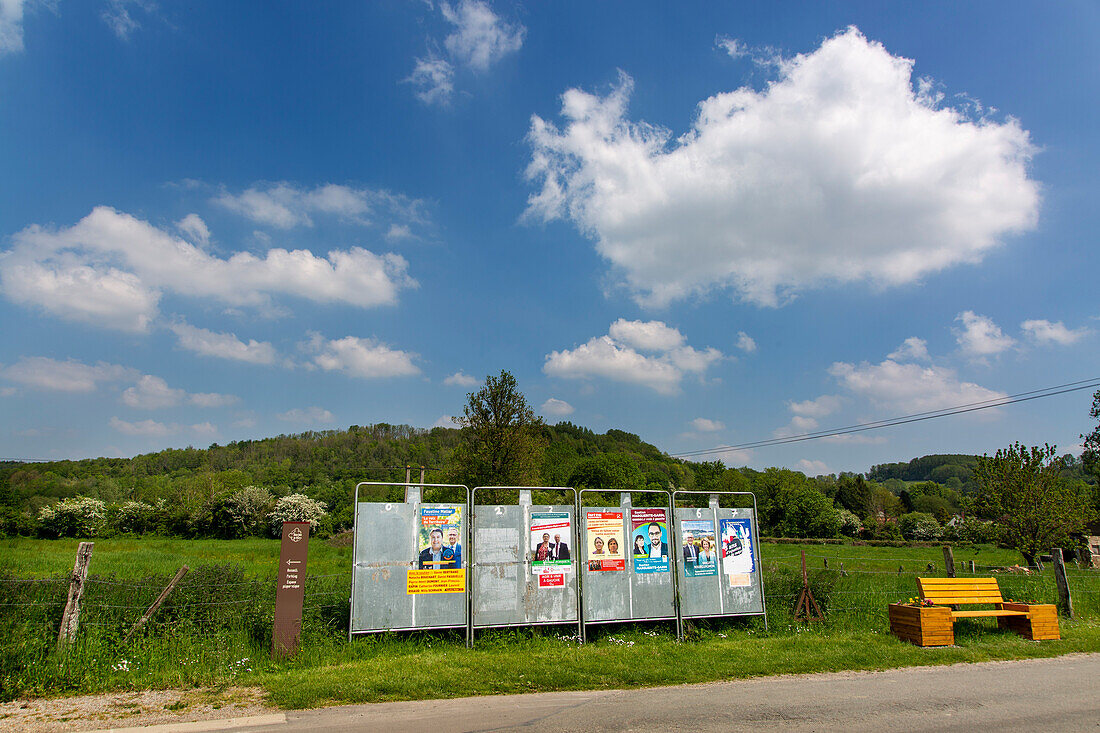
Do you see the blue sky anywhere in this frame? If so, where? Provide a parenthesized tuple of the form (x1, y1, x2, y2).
(2, 1, 1098, 475)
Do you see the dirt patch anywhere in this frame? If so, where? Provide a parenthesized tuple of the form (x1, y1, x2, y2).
(0, 686, 277, 732)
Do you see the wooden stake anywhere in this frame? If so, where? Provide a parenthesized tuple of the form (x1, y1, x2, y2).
(793, 548, 823, 621)
(1052, 549, 1073, 619)
(58, 542, 93, 647)
(942, 546, 955, 578)
(123, 565, 189, 643)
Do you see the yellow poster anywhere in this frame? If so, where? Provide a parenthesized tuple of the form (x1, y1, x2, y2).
(407, 568, 465, 594)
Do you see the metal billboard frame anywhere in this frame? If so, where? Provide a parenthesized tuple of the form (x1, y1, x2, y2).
(578, 487, 681, 642)
(469, 486, 582, 643)
(350, 481, 472, 648)
(671, 490, 767, 630)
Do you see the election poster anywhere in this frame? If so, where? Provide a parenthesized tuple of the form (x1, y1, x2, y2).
(530, 511, 571, 587)
(720, 517, 754, 586)
(631, 508, 669, 574)
(680, 519, 717, 577)
(585, 511, 624, 571)
(407, 505, 465, 594)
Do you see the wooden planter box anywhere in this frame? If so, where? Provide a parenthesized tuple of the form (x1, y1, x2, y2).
(998, 602, 1061, 641)
(888, 603, 953, 646)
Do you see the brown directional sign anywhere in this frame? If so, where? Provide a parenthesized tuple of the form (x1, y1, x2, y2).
(272, 521, 310, 657)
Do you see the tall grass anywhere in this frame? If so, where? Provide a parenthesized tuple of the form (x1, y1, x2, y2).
(1, 538, 1097, 703)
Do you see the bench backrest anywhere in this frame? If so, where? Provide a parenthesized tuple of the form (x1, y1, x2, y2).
(917, 577, 1004, 605)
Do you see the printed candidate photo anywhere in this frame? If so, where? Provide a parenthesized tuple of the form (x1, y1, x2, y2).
(631, 507, 669, 574)
(680, 519, 718, 577)
(417, 506, 463, 570)
(530, 511, 572, 575)
(585, 511, 625, 571)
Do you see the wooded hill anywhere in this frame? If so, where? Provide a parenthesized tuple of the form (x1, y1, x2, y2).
(1, 421, 1095, 539)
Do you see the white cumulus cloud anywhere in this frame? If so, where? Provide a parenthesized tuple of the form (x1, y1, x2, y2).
(189, 392, 239, 408)
(736, 332, 757, 353)
(789, 395, 842, 419)
(797, 459, 831, 476)
(278, 406, 334, 424)
(176, 214, 210, 245)
(828, 358, 1007, 414)
(954, 311, 1016, 359)
(2, 357, 137, 393)
(122, 375, 185, 409)
(0, 206, 417, 331)
(169, 322, 277, 365)
(305, 333, 420, 379)
(214, 182, 426, 230)
(406, 53, 456, 106)
(109, 416, 175, 436)
(525, 27, 1039, 308)
(407, 1, 524, 106)
(1021, 319, 1088, 346)
(887, 336, 931, 362)
(444, 371, 480, 387)
(541, 398, 575, 416)
(544, 321, 722, 395)
(690, 417, 725, 432)
(1, 0, 27, 54)
(441, 0, 525, 72)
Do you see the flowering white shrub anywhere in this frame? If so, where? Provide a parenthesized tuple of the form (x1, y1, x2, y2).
(38, 496, 107, 538)
(267, 493, 327, 536)
(112, 500, 157, 534)
(225, 486, 274, 536)
(898, 511, 943, 541)
(838, 508, 864, 537)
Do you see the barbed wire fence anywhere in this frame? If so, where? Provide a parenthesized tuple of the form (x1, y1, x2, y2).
(2, 551, 1097, 640)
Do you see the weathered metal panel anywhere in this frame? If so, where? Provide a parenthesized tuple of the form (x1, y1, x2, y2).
(472, 504, 578, 627)
(350, 501, 466, 632)
(674, 506, 723, 618)
(580, 506, 630, 623)
(715, 506, 764, 615)
(581, 497, 676, 623)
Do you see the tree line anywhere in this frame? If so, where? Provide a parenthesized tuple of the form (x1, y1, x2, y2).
(3, 372, 1098, 563)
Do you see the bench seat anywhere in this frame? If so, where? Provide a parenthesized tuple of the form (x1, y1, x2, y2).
(885, 577, 1062, 645)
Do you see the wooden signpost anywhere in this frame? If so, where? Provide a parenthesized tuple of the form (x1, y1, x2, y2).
(272, 521, 311, 657)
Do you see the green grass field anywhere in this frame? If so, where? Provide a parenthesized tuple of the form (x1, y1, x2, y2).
(2, 537, 1098, 705)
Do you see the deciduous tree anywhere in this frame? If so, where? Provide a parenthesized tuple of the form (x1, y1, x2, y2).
(450, 371, 546, 488)
(974, 442, 1094, 565)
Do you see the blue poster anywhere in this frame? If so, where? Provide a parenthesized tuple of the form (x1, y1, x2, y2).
(631, 507, 669, 574)
(719, 518, 754, 579)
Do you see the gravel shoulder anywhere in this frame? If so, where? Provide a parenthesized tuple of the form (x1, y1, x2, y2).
(0, 686, 276, 732)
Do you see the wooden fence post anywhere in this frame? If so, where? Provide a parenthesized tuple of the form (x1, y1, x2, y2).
(942, 546, 955, 578)
(123, 565, 189, 642)
(58, 542, 93, 647)
(969, 560, 976, 573)
(1052, 549, 1073, 619)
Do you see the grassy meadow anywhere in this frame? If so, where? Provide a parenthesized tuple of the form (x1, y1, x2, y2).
(2, 536, 1098, 705)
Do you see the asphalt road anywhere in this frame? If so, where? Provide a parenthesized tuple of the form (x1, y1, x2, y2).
(223, 653, 1100, 733)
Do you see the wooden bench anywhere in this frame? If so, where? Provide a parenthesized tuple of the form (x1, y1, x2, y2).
(917, 577, 1059, 642)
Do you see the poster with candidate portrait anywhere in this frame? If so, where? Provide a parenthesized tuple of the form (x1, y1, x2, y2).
(631, 508, 669, 574)
(530, 511, 572, 577)
(585, 511, 625, 571)
(407, 505, 465, 595)
(720, 517, 754, 586)
(680, 519, 718, 577)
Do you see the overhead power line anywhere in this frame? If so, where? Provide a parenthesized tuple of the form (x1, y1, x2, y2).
(671, 376, 1100, 459)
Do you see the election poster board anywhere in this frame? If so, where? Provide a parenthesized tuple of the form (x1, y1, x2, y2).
(680, 519, 717, 577)
(631, 508, 669, 574)
(720, 517, 754, 587)
(407, 505, 465, 594)
(585, 511, 625, 571)
(530, 511, 572, 588)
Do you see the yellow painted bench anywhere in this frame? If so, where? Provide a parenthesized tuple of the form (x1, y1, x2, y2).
(917, 577, 1059, 642)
